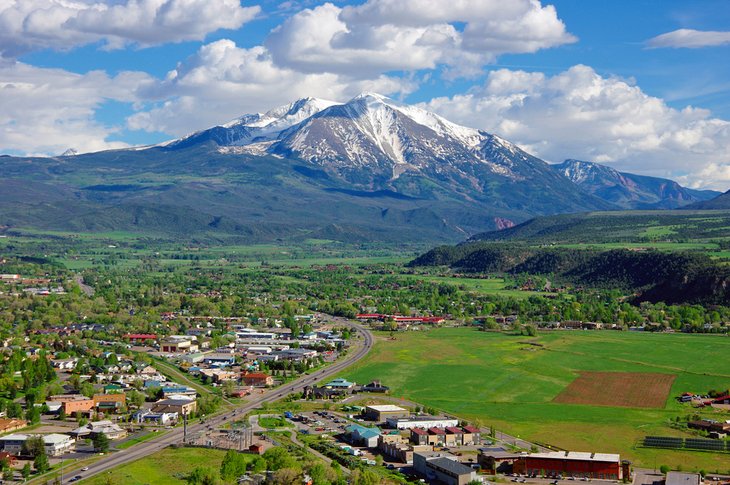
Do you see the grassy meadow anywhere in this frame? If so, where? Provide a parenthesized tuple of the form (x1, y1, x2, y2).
(79, 447, 232, 484)
(342, 328, 730, 471)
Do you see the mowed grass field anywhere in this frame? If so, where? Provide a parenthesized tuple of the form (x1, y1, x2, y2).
(342, 328, 730, 471)
(79, 447, 230, 484)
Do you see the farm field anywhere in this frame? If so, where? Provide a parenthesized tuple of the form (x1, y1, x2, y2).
(79, 447, 231, 484)
(342, 328, 730, 471)
(553, 371, 676, 408)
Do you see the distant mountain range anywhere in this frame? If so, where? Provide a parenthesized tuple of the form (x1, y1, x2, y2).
(552, 159, 719, 209)
(0, 93, 721, 243)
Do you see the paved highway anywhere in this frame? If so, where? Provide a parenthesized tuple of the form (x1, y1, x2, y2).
(69, 321, 374, 484)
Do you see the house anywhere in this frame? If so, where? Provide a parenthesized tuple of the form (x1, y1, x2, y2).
(445, 427, 464, 446)
(666, 472, 702, 485)
(414, 451, 477, 485)
(93, 393, 126, 412)
(70, 420, 127, 440)
(514, 451, 623, 480)
(152, 398, 197, 416)
(410, 427, 429, 446)
(427, 427, 446, 446)
(364, 404, 409, 422)
(0, 433, 75, 457)
(241, 372, 273, 387)
(51, 358, 78, 370)
(345, 424, 381, 448)
(0, 418, 27, 434)
(461, 425, 481, 444)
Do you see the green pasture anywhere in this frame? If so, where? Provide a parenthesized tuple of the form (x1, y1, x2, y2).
(80, 447, 232, 484)
(343, 328, 730, 471)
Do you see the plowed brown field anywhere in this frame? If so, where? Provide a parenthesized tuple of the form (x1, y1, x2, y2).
(553, 371, 676, 408)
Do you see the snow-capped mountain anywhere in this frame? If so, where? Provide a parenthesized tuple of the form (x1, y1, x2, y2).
(554, 159, 719, 209)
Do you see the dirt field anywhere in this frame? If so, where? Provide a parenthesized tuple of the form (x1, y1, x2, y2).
(553, 371, 676, 408)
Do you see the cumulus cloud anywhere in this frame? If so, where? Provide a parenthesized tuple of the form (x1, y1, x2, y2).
(0, 0, 260, 58)
(127, 39, 416, 135)
(0, 62, 153, 154)
(422, 65, 730, 189)
(266, 0, 575, 78)
(647, 29, 730, 49)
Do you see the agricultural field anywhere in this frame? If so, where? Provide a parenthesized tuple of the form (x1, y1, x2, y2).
(79, 447, 231, 484)
(553, 372, 676, 408)
(342, 328, 730, 471)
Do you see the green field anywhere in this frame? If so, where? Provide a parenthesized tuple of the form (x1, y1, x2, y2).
(80, 447, 232, 484)
(343, 328, 730, 471)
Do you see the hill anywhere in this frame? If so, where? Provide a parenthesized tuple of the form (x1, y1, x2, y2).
(683, 189, 730, 210)
(468, 210, 730, 244)
(553, 159, 719, 209)
(409, 242, 730, 304)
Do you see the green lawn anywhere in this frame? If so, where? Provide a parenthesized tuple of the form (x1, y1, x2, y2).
(80, 447, 233, 484)
(342, 328, 730, 471)
(394, 274, 554, 299)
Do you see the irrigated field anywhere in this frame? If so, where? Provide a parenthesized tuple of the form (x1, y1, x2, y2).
(342, 329, 730, 471)
(553, 371, 676, 408)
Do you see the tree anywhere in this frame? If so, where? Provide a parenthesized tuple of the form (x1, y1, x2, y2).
(659, 465, 670, 474)
(22, 462, 31, 479)
(93, 433, 110, 452)
(186, 466, 221, 485)
(220, 450, 248, 482)
(263, 447, 298, 471)
(248, 456, 267, 474)
(34, 452, 49, 474)
(3, 467, 13, 482)
(127, 390, 145, 408)
(22, 436, 46, 457)
(58, 406, 67, 420)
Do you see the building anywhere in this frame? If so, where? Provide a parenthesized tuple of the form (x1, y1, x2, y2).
(414, 451, 477, 485)
(0, 418, 27, 434)
(411, 427, 429, 445)
(379, 434, 432, 464)
(386, 416, 459, 430)
(461, 425, 480, 445)
(345, 424, 381, 448)
(70, 420, 127, 440)
(202, 353, 236, 367)
(242, 372, 274, 387)
(162, 386, 197, 398)
(359, 381, 390, 393)
(666, 472, 702, 485)
(93, 393, 126, 412)
(152, 398, 197, 416)
(50, 395, 95, 415)
(323, 378, 355, 391)
(427, 427, 446, 446)
(478, 448, 523, 474)
(445, 427, 464, 446)
(515, 451, 622, 480)
(161, 336, 198, 353)
(132, 410, 178, 425)
(125, 334, 157, 343)
(364, 404, 409, 422)
(0, 433, 75, 457)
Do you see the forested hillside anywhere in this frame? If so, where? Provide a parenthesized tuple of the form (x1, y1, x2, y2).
(409, 243, 730, 304)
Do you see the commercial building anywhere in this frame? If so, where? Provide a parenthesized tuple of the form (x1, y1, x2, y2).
(515, 451, 623, 480)
(152, 398, 197, 416)
(242, 372, 274, 387)
(0, 433, 75, 457)
(364, 404, 409, 422)
(345, 424, 381, 448)
(0, 418, 27, 434)
(386, 416, 459, 430)
(414, 451, 477, 485)
(70, 420, 127, 440)
(93, 393, 126, 412)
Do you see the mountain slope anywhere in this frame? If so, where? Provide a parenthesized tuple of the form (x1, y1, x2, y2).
(553, 159, 719, 209)
(683, 190, 730, 210)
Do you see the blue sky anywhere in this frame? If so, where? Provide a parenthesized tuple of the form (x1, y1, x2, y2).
(1, 0, 729, 188)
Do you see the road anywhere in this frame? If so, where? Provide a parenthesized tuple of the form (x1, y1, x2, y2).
(70, 321, 373, 484)
(74, 275, 95, 297)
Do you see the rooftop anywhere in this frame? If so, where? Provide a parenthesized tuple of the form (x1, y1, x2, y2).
(429, 457, 475, 476)
(366, 405, 406, 412)
(527, 451, 620, 463)
(666, 472, 702, 485)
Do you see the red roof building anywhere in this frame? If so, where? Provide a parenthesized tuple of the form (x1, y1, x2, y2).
(125, 333, 157, 341)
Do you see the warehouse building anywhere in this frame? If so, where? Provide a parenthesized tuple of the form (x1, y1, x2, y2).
(386, 416, 459, 430)
(364, 404, 409, 422)
(414, 451, 478, 485)
(515, 451, 623, 480)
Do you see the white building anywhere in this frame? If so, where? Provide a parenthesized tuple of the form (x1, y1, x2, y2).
(386, 416, 459, 430)
(0, 433, 75, 456)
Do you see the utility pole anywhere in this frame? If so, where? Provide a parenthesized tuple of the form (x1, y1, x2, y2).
(183, 411, 188, 444)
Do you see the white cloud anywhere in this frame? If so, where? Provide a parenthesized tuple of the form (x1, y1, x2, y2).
(422, 65, 730, 190)
(0, 62, 152, 155)
(0, 0, 260, 58)
(266, 0, 575, 78)
(127, 39, 416, 135)
(647, 29, 730, 49)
